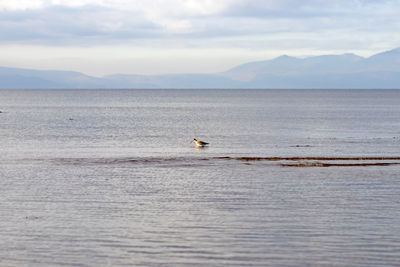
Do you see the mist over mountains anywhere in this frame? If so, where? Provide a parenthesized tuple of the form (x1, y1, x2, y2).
(1, 48, 400, 89)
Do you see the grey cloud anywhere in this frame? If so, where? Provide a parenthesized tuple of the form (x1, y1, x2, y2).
(221, 0, 397, 17)
(194, 0, 400, 37)
(0, 0, 399, 50)
(0, 4, 162, 43)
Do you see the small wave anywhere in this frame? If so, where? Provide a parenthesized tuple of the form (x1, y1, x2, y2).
(281, 162, 400, 167)
(215, 156, 400, 161)
(50, 156, 400, 168)
(215, 156, 400, 167)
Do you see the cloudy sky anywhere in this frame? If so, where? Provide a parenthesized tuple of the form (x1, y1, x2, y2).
(0, 0, 399, 76)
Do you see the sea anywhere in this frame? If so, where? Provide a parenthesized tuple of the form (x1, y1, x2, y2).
(0, 89, 400, 266)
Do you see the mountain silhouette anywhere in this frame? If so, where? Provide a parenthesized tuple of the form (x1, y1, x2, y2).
(1, 48, 400, 89)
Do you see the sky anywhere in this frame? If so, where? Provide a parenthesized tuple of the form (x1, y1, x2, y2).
(0, 0, 399, 76)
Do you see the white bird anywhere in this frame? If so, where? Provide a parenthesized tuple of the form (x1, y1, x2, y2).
(191, 138, 209, 147)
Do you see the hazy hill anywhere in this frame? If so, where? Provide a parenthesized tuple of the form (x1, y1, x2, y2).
(104, 73, 242, 89)
(222, 47, 400, 88)
(221, 53, 365, 81)
(363, 47, 400, 71)
(1, 47, 400, 89)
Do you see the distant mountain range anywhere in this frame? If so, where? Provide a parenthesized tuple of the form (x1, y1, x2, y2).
(1, 47, 400, 89)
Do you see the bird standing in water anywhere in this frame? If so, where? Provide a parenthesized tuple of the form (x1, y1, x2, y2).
(191, 138, 209, 147)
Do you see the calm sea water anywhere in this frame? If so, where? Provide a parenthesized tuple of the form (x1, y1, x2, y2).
(1, 89, 400, 266)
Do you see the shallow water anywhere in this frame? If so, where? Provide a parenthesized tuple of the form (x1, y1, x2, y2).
(1, 89, 400, 266)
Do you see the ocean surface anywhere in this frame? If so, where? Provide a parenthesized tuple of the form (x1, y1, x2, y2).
(1, 89, 400, 266)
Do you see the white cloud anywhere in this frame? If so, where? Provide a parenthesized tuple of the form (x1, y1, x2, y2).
(0, 0, 45, 10)
(50, 0, 101, 7)
(181, 0, 240, 15)
(0, 0, 244, 36)
(45, 0, 240, 17)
